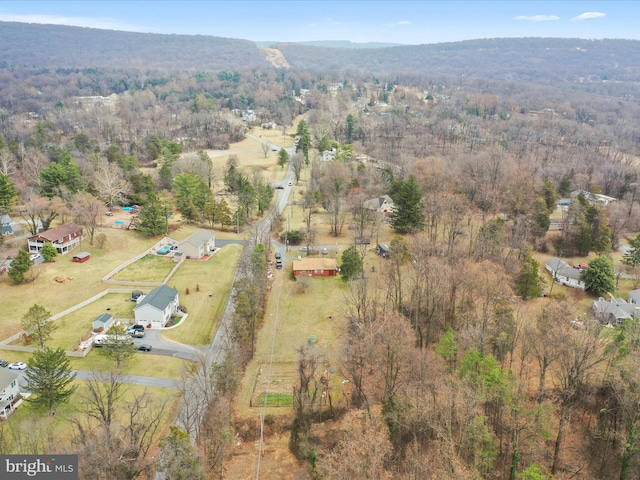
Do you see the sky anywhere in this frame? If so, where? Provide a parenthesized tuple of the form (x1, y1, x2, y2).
(0, 1, 638, 45)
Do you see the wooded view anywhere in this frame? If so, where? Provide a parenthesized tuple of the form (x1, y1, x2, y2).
(2, 21, 640, 479)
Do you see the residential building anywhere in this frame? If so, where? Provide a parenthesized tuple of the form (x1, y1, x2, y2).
(134, 285, 180, 328)
(177, 230, 215, 259)
(27, 223, 83, 255)
(0, 368, 20, 420)
(293, 258, 338, 277)
(545, 257, 586, 290)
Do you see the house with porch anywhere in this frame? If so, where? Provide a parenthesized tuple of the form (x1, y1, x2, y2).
(0, 368, 20, 420)
(134, 285, 180, 328)
(28, 223, 83, 255)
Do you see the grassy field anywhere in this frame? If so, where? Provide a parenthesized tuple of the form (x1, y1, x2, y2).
(162, 243, 243, 345)
(111, 254, 176, 282)
(43, 293, 134, 351)
(238, 268, 349, 416)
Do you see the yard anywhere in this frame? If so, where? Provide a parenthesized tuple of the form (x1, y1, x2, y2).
(162, 243, 243, 345)
(111, 254, 176, 282)
(238, 269, 349, 417)
(45, 293, 134, 351)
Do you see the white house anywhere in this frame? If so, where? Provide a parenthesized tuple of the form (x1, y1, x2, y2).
(570, 189, 617, 206)
(545, 257, 586, 290)
(134, 285, 180, 328)
(321, 149, 336, 161)
(0, 368, 20, 420)
(177, 229, 215, 259)
(591, 297, 639, 325)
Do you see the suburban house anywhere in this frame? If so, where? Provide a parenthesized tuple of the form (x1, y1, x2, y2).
(293, 258, 338, 277)
(364, 195, 395, 215)
(72, 251, 91, 263)
(177, 230, 215, 259)
(545, 257, 586, 290)
(321, 149, 336, 162)
(591, 297, 638, 325)
(570, 189, 617, 206)
(0, 368, 20, 420)
(134, 285, 180, 328)
(1, 214, 13, 236)
(27, 222, 83, 255)
(92, 313, 114, 333)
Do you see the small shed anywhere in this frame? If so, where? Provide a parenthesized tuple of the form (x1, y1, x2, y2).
(377, 243, 389, 258)
(72, 251, 91, 263)
(92, 313, 114, 332)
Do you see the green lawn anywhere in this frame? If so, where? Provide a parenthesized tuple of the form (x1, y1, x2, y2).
(111, 254, 176, 282)
(162, 244, 243, 345)
(35, 294, 134, 351)
(256, 392, 293, 407)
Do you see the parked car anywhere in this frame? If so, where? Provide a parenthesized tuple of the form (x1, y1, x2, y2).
(276, 260, 283, 269)
(130, 331, 145, 338)
(299, 246, 310, 253)
(0, 359, 8, 367)
(7, 362, 27, 370)
(137, 344, 152, 352)
(127, 324, 145, 333)
(288, 181, 293, 186)
(321, 247, 329, 255)
(105, 211, 113, 216)
(275, 185, 284, 189)
(275, 251, 282, 259)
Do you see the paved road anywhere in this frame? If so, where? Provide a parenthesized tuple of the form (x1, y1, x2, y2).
(73, 370, 180, 389)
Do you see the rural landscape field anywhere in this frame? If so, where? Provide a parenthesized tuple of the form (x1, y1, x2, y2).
(3, 8, 640, 479)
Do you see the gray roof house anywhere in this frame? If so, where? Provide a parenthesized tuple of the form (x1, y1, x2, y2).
(591, 297, 639, 326)
(134, 285, 179, 328)
(177, 230, 215, 259)
(364, 195, 394, 215)
(545, 257, 586, 290)
(0, 368, 20, 420)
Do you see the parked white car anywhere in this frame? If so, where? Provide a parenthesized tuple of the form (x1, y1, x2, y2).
(7, 361, 27, 370)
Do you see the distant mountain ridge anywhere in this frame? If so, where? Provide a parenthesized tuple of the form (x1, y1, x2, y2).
(2, 21, 640, 90)
(256, 40, 405, 49)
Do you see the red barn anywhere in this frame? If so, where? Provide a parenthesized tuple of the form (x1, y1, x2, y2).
(293, 258, 338, 277)
(72, 251, 91, 263)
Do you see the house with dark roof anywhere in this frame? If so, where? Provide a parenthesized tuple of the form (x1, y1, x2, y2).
(134, 285, 179, 328)
(27, 222, 83, 254)
(177, 230, 215, 259)
(0, 368, 20, 420)
(545, 257, 586, 290)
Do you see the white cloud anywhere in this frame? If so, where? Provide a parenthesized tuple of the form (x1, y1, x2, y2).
(571, 12, 606, 21)
(0, 13, 146, 32)
(514, 15, 560, 22)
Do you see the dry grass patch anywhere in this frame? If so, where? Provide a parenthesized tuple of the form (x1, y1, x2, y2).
(162, 244, 243, 345)
(69, 351, 190, 379)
